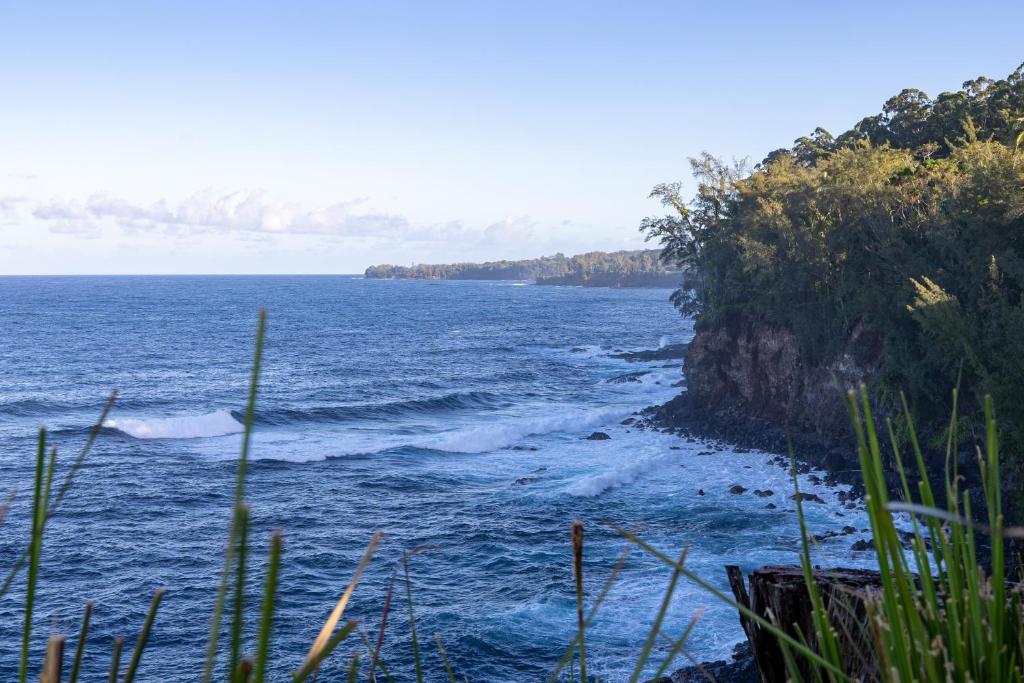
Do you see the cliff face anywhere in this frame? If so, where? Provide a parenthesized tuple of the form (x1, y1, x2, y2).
(650, 315, 885, 481)
(684, 317, 884, 440)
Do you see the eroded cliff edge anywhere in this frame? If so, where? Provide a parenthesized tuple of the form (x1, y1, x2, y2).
(646, 315, 884, 486)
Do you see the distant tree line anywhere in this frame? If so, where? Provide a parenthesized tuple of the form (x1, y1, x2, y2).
(642, 63, 1024, 445)
(364, 250, 682, 287)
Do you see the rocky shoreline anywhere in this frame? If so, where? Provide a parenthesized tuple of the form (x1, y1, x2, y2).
(640, 391, 864, 493)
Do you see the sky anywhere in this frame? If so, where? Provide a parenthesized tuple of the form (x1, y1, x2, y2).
(1, 1, 1022, 275)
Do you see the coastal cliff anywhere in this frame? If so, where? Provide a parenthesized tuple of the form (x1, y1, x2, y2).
(649, 316, 883, 483)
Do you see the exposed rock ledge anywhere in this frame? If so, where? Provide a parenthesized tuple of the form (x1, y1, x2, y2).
(645, 315, 884, 489)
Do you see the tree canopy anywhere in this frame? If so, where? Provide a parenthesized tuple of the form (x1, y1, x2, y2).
(642, 64, 1024, 441)
(365, 250, 681, 287)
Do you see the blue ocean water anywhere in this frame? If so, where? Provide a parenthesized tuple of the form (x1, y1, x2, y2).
(0, 276, 877, 681)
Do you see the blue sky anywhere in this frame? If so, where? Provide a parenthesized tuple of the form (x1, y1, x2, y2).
(1, 1, 1022, 274)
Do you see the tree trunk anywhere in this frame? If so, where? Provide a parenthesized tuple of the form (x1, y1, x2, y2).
(726, 564, 882, 683)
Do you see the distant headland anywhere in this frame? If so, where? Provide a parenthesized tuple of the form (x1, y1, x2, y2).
(364, 249, 682, 287)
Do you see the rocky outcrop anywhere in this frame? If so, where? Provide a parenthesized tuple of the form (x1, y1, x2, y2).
(610, 343, 689, 363)
(650, 642, 757, 683)
(647, 315, 884, 487)
(683, 316, 883, 438)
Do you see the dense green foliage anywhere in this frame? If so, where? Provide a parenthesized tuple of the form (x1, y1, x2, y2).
(365, 249, 681, 287)
(642, 64, 1024, 442)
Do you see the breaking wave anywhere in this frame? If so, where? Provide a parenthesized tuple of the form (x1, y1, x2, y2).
(104, 410, 244, 439)
(422, 405, 631, 454)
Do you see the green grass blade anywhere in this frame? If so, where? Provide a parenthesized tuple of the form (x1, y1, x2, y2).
(435, 632, 457, 683)
(359, 626, 396, 683)
(108, 637, 124, 683)
(68, 600, 93, 683)
(203, 310, 266, 682)
(293, 620, 358, 681)
(230, 503, 251, 678)
(651, 607, 703, 680)
(548, 542, 633, 682)
(403, 554, 424, 683)
(18, 428, 47, 683)
(347, 654, 361, 683)
(253, 530, 283, 683)
(123, 587, 166, 683)
(609, 523, 849, 680)
(0, 392, 116, 602)
(628, 546, 688, 683)
(297, 530, 381, 676)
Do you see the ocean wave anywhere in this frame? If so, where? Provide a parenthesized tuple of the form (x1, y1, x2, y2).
(103, 410, 243, 439)
(422, 405, 629, 454)
(567, 451, 676, 497)
(244, 391, 507, 426)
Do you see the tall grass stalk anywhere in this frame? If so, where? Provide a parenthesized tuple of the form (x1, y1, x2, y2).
(252, 530, 283, 683)
(403, 554, 424, 683)
(203, 310, 266, 682)
(107, 636, 124, 683)
(0, 391, 116, 601)
(18, 429, 47, 683)
(570, 520, 587, 683)
(435, 632, 457, 683)
(123, 587, 166, 683)
(68, 600, 92, 683)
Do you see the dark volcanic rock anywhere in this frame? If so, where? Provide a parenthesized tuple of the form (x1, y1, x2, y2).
(649, 643, 756, 683)
(729, 484, 747, 494)
(753, 489, 774, 497)
(584, 431, 611, 441)
(851, 538, 874, 551)
(513, 477, 539, 486)
(764, 503, 777, 509)
(790, 492, 826, 504)
(621, 417, 636, 426)
(606, 370, 651, 384)
(609, 343, 688, 363)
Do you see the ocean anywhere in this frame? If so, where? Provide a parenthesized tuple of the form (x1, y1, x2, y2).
(0, 276, 877, 681)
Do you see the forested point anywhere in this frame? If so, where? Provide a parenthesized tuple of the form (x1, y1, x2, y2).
(642, 63, 1024, 446)
(364, 249, 682, 287)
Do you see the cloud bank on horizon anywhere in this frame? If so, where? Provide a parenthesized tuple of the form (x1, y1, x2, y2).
(0, 185, 618, 274)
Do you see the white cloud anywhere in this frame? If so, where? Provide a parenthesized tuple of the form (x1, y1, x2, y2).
(482, 216, 535, 244)
(23, 189, 634, 260)
(48, 220, 102, 239)
(32, 190, 411, 238)
(0, 195, 26, 224)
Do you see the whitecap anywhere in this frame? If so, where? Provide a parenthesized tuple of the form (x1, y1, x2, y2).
(422, 406, 629, 454)
(104, 410, 243, 439)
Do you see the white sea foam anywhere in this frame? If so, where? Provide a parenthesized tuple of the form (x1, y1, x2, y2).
(423, 405, 630, 453)
(104, 410, 243, 439)
(658, 335, 670, 349)
(567, 451, 676, 497)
